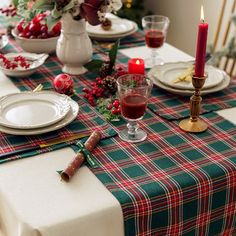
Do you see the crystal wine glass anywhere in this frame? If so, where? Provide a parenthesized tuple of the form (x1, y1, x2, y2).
(117, 74, 153, 143)
(142, 15, 170, 67)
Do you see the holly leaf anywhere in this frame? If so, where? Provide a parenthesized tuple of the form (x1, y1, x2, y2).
(109, 39, 120, 69)
(84, 60, 103, 73)
(46, 14, 61, 31)
(32, 0, 52, 10)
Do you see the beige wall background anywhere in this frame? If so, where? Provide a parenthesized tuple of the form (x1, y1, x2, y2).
(145, 0, 234, 56)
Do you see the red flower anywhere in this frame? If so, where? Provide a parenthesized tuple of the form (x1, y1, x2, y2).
(80, 0, 107, 25)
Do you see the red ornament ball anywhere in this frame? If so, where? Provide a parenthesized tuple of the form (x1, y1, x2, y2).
(53, 74, 74, 95)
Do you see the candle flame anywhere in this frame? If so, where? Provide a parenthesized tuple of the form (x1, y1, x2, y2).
(200, 5, 205, 22)
(136, 60, 140, 65)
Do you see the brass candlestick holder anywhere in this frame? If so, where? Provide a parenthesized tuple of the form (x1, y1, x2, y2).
(179, 75, 208, 133)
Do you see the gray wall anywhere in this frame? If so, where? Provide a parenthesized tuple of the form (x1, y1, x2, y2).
(145, 0, 229, 56)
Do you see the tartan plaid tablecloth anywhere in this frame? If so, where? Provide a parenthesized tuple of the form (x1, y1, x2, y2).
(92, 110, 236, 236)
(149, 82, 236, 120)
(0, 27, 236, 235)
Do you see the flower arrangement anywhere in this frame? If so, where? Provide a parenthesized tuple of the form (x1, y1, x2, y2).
(29, 0, 122, 28)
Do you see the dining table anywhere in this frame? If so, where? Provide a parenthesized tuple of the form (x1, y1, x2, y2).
(0, 24, 236, 236)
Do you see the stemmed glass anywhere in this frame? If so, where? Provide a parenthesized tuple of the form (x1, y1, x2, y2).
(117, 74, 153, 143)
(142, 15, 170, 67)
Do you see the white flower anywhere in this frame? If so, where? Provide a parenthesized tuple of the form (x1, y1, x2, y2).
(110, 0, 122, 11)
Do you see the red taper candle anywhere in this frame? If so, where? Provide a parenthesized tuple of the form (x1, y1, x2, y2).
(195, 5, 208, 77)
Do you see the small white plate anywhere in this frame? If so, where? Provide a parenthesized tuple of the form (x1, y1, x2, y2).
(0, 35, 8, 49)
(0, 52, 48, 77)
(87, 21, 138, 41)
(87, 18, 134, 36)
(0, 91, 70, 129)
(0, 98, 79, 135)
(148, 69, 231, 96)
(151, 62, 224, 90)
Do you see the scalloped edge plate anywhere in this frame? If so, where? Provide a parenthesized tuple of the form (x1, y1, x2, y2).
(0, 91, 70, 129)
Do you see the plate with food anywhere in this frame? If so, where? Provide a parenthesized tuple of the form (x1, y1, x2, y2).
(148, 65, 230, 96)
(151, 62, 225, 90)
(87, 18, 138, 41)
(0, 52, 48, 77)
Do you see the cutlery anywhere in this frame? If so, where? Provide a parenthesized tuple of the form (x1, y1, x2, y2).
(0, 132, 90, 159)
(33, 84, 43, 92)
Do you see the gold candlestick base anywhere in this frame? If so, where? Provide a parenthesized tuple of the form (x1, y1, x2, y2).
(179, 75, 208, 133)
(179, 118, 208, 133)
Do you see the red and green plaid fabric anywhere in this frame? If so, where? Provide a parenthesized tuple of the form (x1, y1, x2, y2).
(93, 29, 145, 51)
(0, 95, 116, 163)
(0, 25, 236, 235)
(149, 81, 236, 120)
(92, 110, 236, 236)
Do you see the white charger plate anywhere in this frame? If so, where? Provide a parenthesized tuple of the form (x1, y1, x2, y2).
(87, 18, 134, 36)
(0, 98, 79, 135)
(0, 52, 48, 77)
(0, 35, 8, 49)
(87, 21, 138, 41)
(148, 69, 231, 96)
(0, 91, 70, 129)
(151, 62, 224, 90)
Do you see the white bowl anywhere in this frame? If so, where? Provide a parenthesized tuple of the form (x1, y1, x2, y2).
(12, 29, 58, 54)
(0, 52, 48, 77)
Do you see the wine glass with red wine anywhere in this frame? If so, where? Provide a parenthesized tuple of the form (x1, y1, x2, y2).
(142, 15, 170, 67)
(117, 74, 153, 143)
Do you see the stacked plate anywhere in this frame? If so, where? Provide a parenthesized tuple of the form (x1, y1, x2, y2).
(0, 91, 79, 135)
(148, 61, 231, 96)
(86, 18, 138, 41)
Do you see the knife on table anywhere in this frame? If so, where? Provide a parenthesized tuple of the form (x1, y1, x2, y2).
(0, 133, 90, 159)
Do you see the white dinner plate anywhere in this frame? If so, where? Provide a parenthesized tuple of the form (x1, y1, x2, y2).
(87, 21, 138, 41)
(151, 62, 224, 90)
(0, 91, 70, 129)
(0, 35, 8, 49)
(0, 52, 48, 77)
(148, 69, 231, 96)
(0, 97, 79, 135)
(87, 18, 134, 36)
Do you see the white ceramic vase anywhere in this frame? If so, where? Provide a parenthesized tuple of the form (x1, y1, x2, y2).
(56, 14, 93, 75)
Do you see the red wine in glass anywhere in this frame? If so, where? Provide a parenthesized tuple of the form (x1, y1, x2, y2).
(145, 30, 165, 48)
(121, 94, 147, 120)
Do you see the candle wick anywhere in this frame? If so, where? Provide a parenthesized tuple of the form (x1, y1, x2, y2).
(202, 19, 205, 23)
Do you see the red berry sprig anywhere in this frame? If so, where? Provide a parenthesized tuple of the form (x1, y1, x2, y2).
(82, 77, 105, 106)
(0, 4, 17, 17)
(0, 54, 30, 70)
(106, 99, 121, 115)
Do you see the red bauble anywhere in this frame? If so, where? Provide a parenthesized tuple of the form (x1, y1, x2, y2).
(53, 74, 74, 95)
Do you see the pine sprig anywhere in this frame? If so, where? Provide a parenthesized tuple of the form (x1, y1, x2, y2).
(84, 39, 120, 75)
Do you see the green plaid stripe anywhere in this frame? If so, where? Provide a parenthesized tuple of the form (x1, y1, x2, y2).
(93, 29, 145, 52)
(92, 111, 236, 236)
(149, 80, 236, 120)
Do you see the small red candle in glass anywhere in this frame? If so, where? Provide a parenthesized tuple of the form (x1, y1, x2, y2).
(128, 58, 145, 74)
(195, 5, 208, 77)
